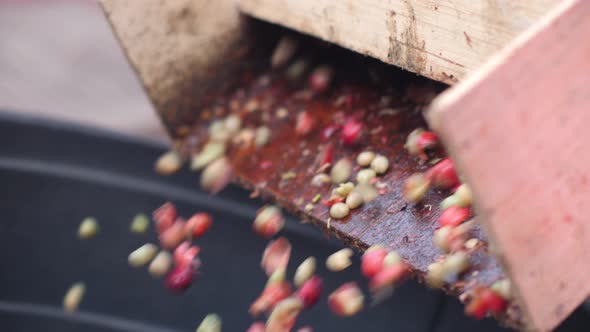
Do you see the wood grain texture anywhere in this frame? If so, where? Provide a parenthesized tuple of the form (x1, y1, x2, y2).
(238, 0, 559, 85)
(428, 0, 590, 330)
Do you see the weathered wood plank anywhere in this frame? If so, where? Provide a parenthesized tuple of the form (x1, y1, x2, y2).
(239, 0, 559, 84)
(427, 0, 590, 330)
(101, 0, 263, 136)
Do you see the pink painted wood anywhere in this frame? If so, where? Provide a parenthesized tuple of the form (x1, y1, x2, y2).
(428, 0, 590, 330)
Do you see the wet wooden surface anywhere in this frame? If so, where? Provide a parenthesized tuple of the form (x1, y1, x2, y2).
(175, 42, 520, 328)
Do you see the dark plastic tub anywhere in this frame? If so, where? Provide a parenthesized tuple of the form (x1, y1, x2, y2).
(0, 111, 586, 331)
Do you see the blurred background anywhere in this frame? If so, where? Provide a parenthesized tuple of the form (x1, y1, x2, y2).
(0, 0, 167, 142)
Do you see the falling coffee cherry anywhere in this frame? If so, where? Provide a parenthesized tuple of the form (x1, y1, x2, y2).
(165, 266, 195, 293)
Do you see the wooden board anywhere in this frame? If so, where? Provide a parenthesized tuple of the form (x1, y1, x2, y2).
(239, 0, 559, 85)
(100, 0, 266, 136)
(427, 0, 590, 330)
